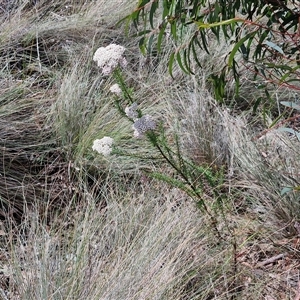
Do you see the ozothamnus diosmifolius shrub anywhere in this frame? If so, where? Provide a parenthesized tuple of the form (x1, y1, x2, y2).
(91, 43, 228, 239)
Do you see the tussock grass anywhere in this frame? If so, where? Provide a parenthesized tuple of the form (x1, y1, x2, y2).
(0, 80, 56, 217)
(1, 179, 236, 300)
(0, 0, 300, 299)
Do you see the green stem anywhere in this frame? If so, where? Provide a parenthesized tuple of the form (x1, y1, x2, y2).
(113, 68, 134, 103)
(153, 139, 222, 239)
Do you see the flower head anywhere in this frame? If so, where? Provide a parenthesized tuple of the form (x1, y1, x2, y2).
(93, 44, 127, 75)
(92, 137, 114, 156)
(133, 115, 156, 138)
(109, 83, 122, 96)
(125, 102, 138, 120)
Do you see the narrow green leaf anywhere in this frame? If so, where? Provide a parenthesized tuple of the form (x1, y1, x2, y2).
(149, 1, 158, 28)
(228, 31, 257, 67)
(285, 78, 300, 83)
(279, 66, 300, 83)
(253, 97, 262, 113)
(269, 113, 284, 128)
(254, 29, 269, 57)
(256, 83, 266, 89)
(183, 48, 194, 74)
(191, 37, 202, 68)
(162, 0, 169, 18)
(116, 14, 131, 28)
(176, 51, 189, 74)
(264, 88, 273, 103)
(147, 34, 155, 54)
(168, 52, 175, 77)
(157, 23, 166, 53)
(171, 21, 177, 40)
(199, 30, 209, 54)
(148, 171, 196, 197)
(264, 63, 292, 71)
(240, 43, 248, 60)
(139, 36, 147, 55)
(191, 0, 200, 18)
(194, 18, 244, 29)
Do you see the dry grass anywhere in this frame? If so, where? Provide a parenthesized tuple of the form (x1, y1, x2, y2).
(1, 176, 244, 300)
(0, 0, 300, 299)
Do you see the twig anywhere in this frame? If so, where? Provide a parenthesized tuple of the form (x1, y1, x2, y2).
(256, 253, 286, 267)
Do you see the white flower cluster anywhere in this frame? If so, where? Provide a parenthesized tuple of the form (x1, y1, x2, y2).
(125, 102, 138, 120)
(93, 44, 127, 75)
(124, 103, 156, 138)
(92, 136, 114, 156)
(133, 115, 156, 138)
(109, 83, 122, 96)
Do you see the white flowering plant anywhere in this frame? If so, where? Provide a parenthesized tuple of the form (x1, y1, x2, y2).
(92, 43, 225, 237)
(93, 44, 127, 76)
(92, 137, 114, 156)
(109, 83, 122, 96)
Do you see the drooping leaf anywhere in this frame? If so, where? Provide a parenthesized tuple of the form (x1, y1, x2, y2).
(183, 48, 194, 74)
(280, 101, 300, 111)
(149, 0, 159, 28)
(264, 41, 284, 55)
(281, 187, 294, 196)
(228, 31, 257, 67)
(168, 51, 175, 77)
(253, 96, 262, 113)
(139, 36, 147, 55)
(147, 34, 155, 54)
(157, 23, 167, 53)
(280, 66, 300, 83)
(277, 127, 300, 141)
(191, 36, 202, 68)
(199, 29, 209, 54)
(176, 51, 190, 74)
(170, 20, 177, 40)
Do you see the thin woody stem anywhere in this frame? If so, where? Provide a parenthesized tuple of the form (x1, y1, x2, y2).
(153, 140, 223, 239)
